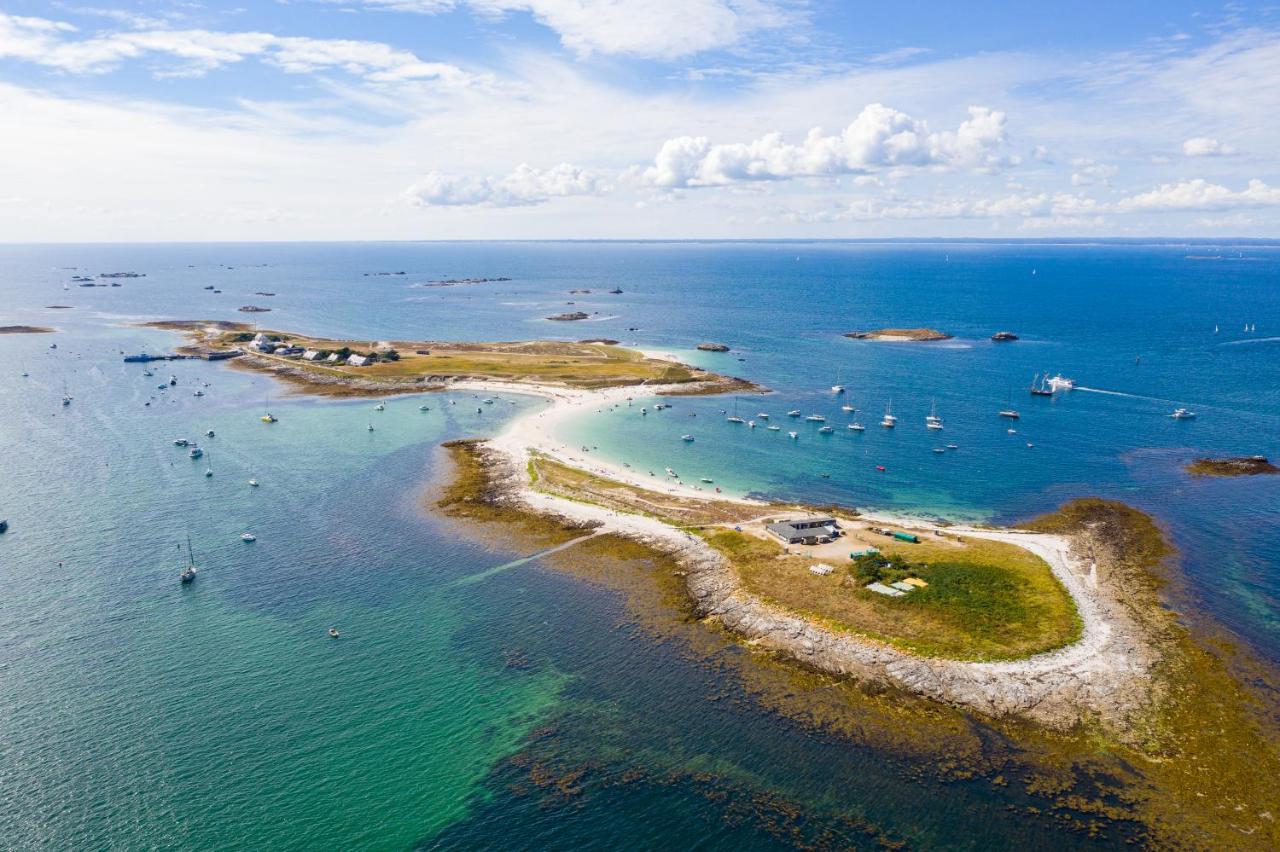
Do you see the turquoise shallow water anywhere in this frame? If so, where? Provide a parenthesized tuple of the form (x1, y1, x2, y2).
(1, 241, 1278, 848)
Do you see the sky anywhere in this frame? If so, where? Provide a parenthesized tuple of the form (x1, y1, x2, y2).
(1, 1, 1279, 241)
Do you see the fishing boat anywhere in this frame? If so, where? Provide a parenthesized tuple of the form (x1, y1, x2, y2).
(818, 425, 834, 433)
(179, 536, 198, 584)
(1029, 374, 1053, 396)
(261, 412, 277, 423)
(1171, 407, 1197, 420)
(786, 410, 801, 417)
(804, 414, 826, 422)
(681, 434, 694, 442)
(241, 533, 256, 542)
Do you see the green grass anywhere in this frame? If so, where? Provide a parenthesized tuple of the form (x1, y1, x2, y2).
(703, 529, 1081, 661)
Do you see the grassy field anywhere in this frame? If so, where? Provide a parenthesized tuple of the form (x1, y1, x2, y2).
(703, 529, 1081, 661)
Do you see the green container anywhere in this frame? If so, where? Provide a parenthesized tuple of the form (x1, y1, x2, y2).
(892, 532, 920, 543)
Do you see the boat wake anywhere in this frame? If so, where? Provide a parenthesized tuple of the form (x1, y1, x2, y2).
(1220, 336, 1280, 346)
(450, 531, 601, 587)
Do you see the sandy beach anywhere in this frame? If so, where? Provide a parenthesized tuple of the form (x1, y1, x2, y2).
(451, 377, 1155, 729)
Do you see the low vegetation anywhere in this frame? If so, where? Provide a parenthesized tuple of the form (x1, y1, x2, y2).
(1185, 455, 1279, 476)
(704, 529, 1081, 661)
(0, 325, 55, 334)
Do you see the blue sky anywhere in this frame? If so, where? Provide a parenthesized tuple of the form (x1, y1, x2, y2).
(1, 0, 1279, 240)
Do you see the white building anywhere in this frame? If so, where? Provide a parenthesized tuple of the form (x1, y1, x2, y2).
(346, 354, 371, 367)
(302, 349, 321, 361)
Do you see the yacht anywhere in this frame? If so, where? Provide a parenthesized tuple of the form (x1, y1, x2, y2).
(880, 403, 896, 428)
(999, 409, 1020, 419)
(240, 533, 256, 542)
(786, 410, 801, 417)
(681, 434, 694, 442)
(925, 400, 943, 430)
(804, 414, 826, 422)
(1171, 408, 1197, 420)
(726, 398, 745, 423)
(848, 422, 866, 432)
(179, 536, 198, 584)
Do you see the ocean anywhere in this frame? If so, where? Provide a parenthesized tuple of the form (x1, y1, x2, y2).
(1, 241, 1277, 848)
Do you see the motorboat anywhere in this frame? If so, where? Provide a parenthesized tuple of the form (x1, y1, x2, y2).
(419, 405, 430, 411)
(665, 467, 677, 477)
(248, 479, 259, 487)
(999, 410, 1020, 419)
(205, 430, 215, 438)
(1171, 408, 1197, 420)
(766, 424, 781, 431)
(933, 447, 946, 454)
(241, 533, 256, 542)
(818, 425, 834, 433)
(374, 402, 385, 411)
(328, 627, 340, 639)
(841, 404, 854, 412)
(756, 412, 770, 420)
(831, 384, 845, 394)
(700, 477, 713, 483)
(786, 410, 801, 417)
(848, 423, 865, 431)
(1046, 375, 1076, 392)
(880, 402, 896, 428)
(788, 431, 798, 440)
(681, 434, 694, 442)
(804, 414, 826, 422)
(747, 420, 756, 428)
(173, 438, 189, 447)
(189, 447, 203, 459)
(367, 423, 375, 431)
(261, 413, 277, 423)
(193, 390, 204, 397)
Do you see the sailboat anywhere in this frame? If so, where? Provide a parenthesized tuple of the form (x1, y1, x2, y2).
(179, 536, 198, 584)
(831, 369, 845, 394)
(204, 449, 213, 477)
(726, 397, 745, 424)
(926, 399, 944, 429)
(880, 402, 896, 428)
(61, 382, 72, 406)
(848, 407, 866, 431)
(999, 385, 1020, 419)
(1029, 373, 1053, 396)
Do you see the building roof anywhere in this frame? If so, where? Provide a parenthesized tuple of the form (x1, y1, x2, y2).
(766, 518, 839, 540)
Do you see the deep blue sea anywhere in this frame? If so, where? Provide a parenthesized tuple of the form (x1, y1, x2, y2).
(1, 241, 1277, 849)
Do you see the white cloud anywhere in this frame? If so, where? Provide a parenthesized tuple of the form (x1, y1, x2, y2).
(639, 104, 1011, 188)
(355, 0, 793, 59)
(403, 162, 608, 206)
(1118, 178, 1280, 211)
(1181, 136, 1237, 157)
(0, 12, 482, 87)
(1069, 158, 1117, 187)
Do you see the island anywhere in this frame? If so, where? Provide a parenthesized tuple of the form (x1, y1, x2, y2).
(418, 276, 512, 287)
(0, 325, 55, 334)
(844, 328, 952, 341)
(1186, 455, 1280, 476)
(44, 305, 74, 309)
(696, 342, 730, 352)
(146, 320, 759, 397)
(546, 311, 590, 321)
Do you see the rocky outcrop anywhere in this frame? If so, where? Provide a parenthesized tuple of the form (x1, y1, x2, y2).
(696, 342, 730, 352)
(1186, 455, 1279, 476)
(547, 312, 590, 321)
(845, 328, 952, 341)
